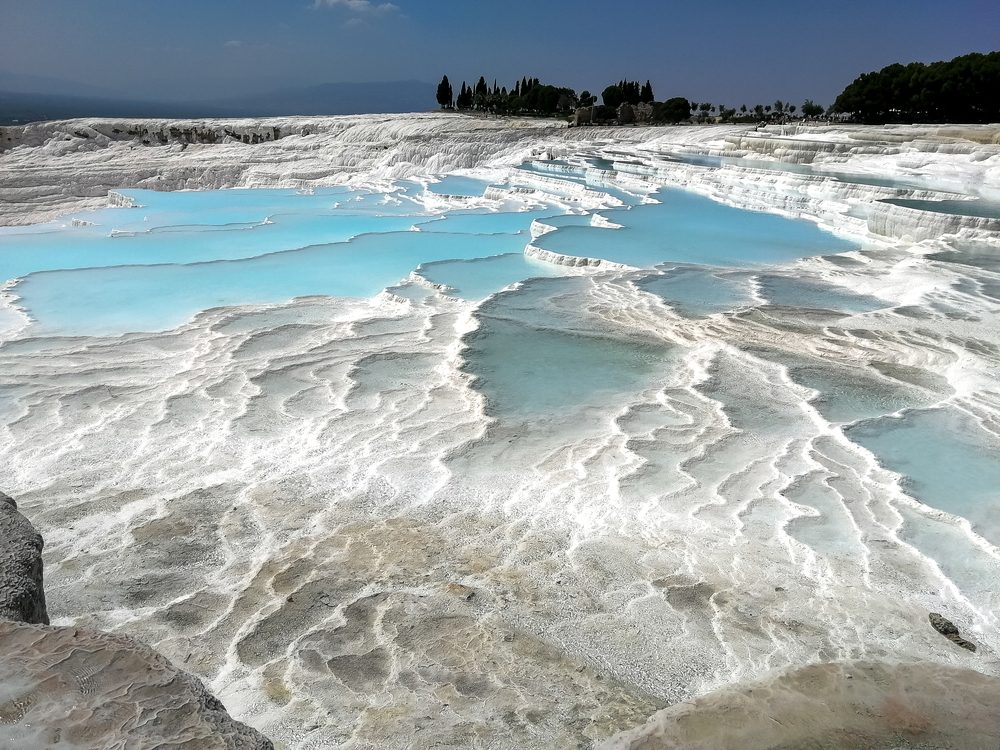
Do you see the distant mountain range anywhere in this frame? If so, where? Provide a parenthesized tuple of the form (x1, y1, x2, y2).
(0, 80, 438, 124)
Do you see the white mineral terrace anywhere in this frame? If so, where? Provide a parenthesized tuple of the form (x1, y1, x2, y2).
(0, 114, 998, 749)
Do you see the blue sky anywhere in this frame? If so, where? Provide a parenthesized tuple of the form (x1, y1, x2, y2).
(2, 0, 997, 107)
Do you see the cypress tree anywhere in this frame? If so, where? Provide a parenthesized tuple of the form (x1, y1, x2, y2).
(457, 82, 472, 109)
(436, 75, 453, 109)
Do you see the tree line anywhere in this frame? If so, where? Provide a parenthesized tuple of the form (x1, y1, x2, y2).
(436, 73, 834, 125)
(832, 51, 1000, 123)
(437, 75, 576, 116)
(436, 74, 695, 122)
(433, 82, 824, 126)
(437, 51, 998, 125)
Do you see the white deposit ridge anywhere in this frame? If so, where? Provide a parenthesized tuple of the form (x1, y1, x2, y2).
(1, 114, 999, 749)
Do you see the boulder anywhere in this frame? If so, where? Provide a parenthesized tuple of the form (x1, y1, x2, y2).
(0, 490, 273, 749)
(0, 491, 48, 624)
(929, 611, 977, 652)
(0, 620, 274, 749)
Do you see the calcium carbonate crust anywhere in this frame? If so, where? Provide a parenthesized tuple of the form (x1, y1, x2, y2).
(3, 115, 1000, 749)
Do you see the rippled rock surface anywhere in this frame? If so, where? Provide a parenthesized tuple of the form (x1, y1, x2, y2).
(0, 493, 273, 749)
(0, 621, 274, 749)
(601, 660, 1000, 750)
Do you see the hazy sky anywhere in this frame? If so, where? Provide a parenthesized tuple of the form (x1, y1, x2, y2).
(2, 0, 998, 107)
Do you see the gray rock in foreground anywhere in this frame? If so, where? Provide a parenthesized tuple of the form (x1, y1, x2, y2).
(0, 620, 273, 749)
(0, 491, 48, 624)
(600, 660, 1000, 750)
(0, 491, 273, 749)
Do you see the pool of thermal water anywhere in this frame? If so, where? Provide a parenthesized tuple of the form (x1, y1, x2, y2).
(1, 180, 859, 336)
(3, 160, 999, 670)
(6, 170, 981, 537)
(533, 187, 857, 267)
(846, 406, 1000, 546)
(636, 267, 757, 317)
(427, 175, 492, 198)
(0, 175, 866, 431)
(881, 197, 1000, 220)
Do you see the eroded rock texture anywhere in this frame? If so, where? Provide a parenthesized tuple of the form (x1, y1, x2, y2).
(0, 621, 273, 749)
(601, 660, 1000, 750)
(0, 491, 272, 749)
(0, 491, 48, 624)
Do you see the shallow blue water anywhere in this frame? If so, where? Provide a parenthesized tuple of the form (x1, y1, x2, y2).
(881, 198, 1000, 220)
(787, 363, 933, 425)
(2, 179, 856, 336)
(534, 188, 857, 267)
(14, 230, 531, 334)
(756, 275, 887, 313)
(637, 267, 755, 317)
(419, 254, 563, 299)
(414, 210, 557, 235)
(531, 214, 597, 229)
(465, 314, 673, 416)
(428, 176, 491, 197)
(458, 273, 681, 421)
(0, 212, 421, 278)
(847, 407, 1000, 544)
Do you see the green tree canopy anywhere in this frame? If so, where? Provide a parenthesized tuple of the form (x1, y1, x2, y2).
(801, 99, 824, 118)
(602, 84, 625, 109)
(652, 97, 691, 123)
(832, 51, 1000, 123)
